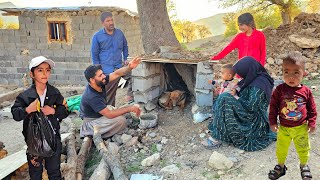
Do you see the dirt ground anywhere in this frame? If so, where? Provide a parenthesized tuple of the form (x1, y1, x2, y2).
(1, 83, 320, 180)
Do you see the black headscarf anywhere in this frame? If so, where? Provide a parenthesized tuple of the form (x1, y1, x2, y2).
(233, 56, 274, 100)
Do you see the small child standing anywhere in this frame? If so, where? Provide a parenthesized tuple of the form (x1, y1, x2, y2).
(208, 63, 239, 95)
(11, 56, 68, 179)
(268, 52, 317, 180)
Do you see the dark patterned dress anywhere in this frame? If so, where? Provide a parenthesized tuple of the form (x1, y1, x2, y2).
(209, 86, 274, 151)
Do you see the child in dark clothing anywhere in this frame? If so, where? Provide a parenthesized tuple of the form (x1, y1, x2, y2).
(268, 51, 317, 180)
(11, 56, 68, 180)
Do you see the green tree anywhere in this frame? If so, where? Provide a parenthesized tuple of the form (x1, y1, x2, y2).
(166, 0, 177, 20)
(213, 0, 303, 24)
(306, 0, 320, 13)
(172, 20, 198, 42)
(196, 24, 212, 39)
(5, 22, 19, 29)
(0, 17, 5, 29)
(222, 13, 238, 37)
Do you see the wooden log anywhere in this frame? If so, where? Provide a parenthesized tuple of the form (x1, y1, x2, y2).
(76, 137, 92, 180)
(93, 127, 127, 180)
(61, 122, 77, 180)
(89, 158, 111, 180)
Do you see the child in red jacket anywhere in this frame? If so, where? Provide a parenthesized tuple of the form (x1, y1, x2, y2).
(211, 13, 266, 66)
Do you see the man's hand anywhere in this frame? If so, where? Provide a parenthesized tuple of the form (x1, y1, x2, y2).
(26, 99, 39, 114)
(128, 57, 141, 69)
(41, 105, 55, 116)
(308, 126, 316, 133)
(270, 124, 279, 132)
(130, 104, 141, 117)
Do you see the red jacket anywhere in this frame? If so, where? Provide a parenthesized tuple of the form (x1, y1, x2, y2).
(211, 29, 266, 66)
(269, 83, 317, 128)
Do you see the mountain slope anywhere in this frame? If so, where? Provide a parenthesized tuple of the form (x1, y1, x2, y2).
(193, 13, 227, 36)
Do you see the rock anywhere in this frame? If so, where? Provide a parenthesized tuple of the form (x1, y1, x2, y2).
(148, 132, 157, 138)
(121, 134, 132, 144)
(160, 164, 180, 175)
(236, 149, 245, 154)
(61, 154, 67, 163)
(159, 46, 180, 53)
(267, 57, 275, 65)
(161, 137, 168, 144)
(191, 104, 199, 114)
(145, 102, 156, 111)
(0, 107, 12, 118)
(156, 144, 162, 152)
(288, 34, 320, 48)
(141, 153, 160, 167)
(160, 52, 182, 59)
(125, 136, 139, 147)
(199, 133, 206, 138)
(228, 156, 238, 163)
(310, 73, 319, 78)
(112, 134, 123, 144)
(108, 142, 120, 155)
(217, 171, 225, 175)
(208, 151, 234, 170)
(0, 141, 4, 150)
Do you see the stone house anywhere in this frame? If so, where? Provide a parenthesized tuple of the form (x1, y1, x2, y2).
(0, 6, 144, 86)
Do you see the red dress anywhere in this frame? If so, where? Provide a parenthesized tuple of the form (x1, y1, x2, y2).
(211, 29, 266, 66)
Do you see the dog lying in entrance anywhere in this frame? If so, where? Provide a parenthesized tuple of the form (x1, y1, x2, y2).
(159, 90, 186, 111)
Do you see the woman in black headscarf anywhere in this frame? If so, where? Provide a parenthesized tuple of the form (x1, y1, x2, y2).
(208, 56, 275, 151)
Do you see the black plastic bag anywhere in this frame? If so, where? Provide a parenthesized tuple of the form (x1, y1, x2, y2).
(27, 112, 57, 157)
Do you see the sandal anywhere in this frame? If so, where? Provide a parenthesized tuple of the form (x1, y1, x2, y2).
(201, 138, 222, 149)
(268, 164, 287, 179)
(300, 165, 312, 179)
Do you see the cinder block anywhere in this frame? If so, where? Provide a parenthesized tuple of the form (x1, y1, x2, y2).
(132, 75, 161, 92)
(195, 73, 214, 90)
(4, 43, 16, 49)
(197, 61, 212, 74)
(79, 23, 93, 30)
(40, 49, 54, 56)
(71, 44, 85, 50)
(195, 88, 213, 107)
(82, 16, 96, 23)
(0, 36, 9, 43)
(62, 43, 72, 50)
(29, 49, 41, 56)
(72, 16, 83, 24)
(39, 37, 48, 43)
(27, 37, 40, 43)
(26, 23, 39, 30)
(48, 43, 62, 49)
(53, 50, 66, 57)
(133, 86, 160, 103)
(36, 43, 48, 49)
(20, 36, 28, 43)
(132, 62, 158, 77)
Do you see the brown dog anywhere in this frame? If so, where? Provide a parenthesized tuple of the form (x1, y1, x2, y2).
(159, 90, 186, 111)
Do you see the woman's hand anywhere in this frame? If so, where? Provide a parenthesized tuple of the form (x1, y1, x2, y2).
(41, 105, 55, 116)
(128, 57, 141, 69)
(270, 124, 279, 132)
(26, 99, 39, 114)
(230, 89, 237, 96)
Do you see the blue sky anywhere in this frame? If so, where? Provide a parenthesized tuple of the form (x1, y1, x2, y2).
(1, 0, 236, 21)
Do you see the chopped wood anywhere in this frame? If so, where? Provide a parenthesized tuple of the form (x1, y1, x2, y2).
(76, 137, 92, 180)
(89, 158, 111, 180)
(93, 127, 127, 180)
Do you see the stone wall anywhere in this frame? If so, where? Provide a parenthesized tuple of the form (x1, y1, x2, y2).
(0, 8, 144, 86)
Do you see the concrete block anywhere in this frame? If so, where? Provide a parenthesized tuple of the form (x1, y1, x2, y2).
(40, 49, 54, 56)
(72, 30, 84, 37)
(26, 43, 36, 49)
(195, 73, 214, 90)
(4, 43, 16, 49)
(72, 16, 83, 24)
(20, 36, 28, 43)
(132, 62, 158, 77)
(83, 30, 96, 37)
(0, 67, 7, 73)
(39, 36, 48, 43)
(65, 69, 84, 75)
(34, 16, 45, 23)
(6, 49, 20, 56)
(132, 75, 161, 92)
(27, 36, 40, 43)
(48, 43, 62, 49)
(38, 23, 47, 30)
(79, 23, 93, 30)
(9, 37, 21, 43)
(82, 16, 96, 23)
(62, 43, 72, 50)
(26, 23, 39, 30)
(0, 107, 13, 118)
(71, 44, 85, 50)
(36, 43, 48, 49)
(0, 61, 12, 67)
(29, 49, 41, 56)
(195, 88, 213, 106)
(0, 36, 9, 43)
(68, 75, 82, 82)
(34, 30, 48, 36)
(133, 86, 160, 103)
(53, 50, 66, 57)
(56, 74, 68, 80)
(197, 61, 212, 74)
(17, 67, 29, 73)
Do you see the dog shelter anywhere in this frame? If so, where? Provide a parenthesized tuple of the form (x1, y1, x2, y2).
(130, 58, 214, 108)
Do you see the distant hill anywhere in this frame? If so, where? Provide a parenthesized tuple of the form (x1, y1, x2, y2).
(0, 2, 16, 8)
(193, 13, 227, 37)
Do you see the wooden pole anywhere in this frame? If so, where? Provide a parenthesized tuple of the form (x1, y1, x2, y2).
(76, 137, 92, 180)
